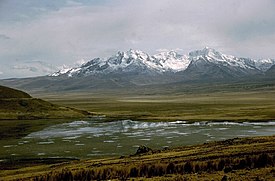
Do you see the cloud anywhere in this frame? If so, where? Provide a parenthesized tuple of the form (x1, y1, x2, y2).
(6, 61, 58, 78)
(12, 61, 58, 72)
(0, 0, 275, 78)
(0, 34, 11, 40)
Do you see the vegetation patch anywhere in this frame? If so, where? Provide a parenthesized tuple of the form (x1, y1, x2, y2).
(1, 135, 275, 180)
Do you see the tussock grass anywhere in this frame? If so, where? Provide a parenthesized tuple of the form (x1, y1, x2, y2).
(34, 153, 274, 180)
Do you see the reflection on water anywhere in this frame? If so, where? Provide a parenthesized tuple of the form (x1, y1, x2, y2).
(2, 119, 275, 159)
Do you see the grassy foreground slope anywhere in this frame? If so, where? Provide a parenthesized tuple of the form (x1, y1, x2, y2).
(1, 135, 275, 180)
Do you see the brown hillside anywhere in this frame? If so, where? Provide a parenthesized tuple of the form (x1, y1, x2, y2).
(0, 85, 31, 98)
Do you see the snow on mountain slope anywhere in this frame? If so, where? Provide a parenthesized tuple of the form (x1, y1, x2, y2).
(51, 48, 275, 77)
(253, 59, 275, 71)
(189, 47, 256, 70)
(152, 50, 190, 71)
(51, 49, 191, 77)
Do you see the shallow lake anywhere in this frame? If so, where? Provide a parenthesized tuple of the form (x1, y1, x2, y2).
(2, 119, 275, 160)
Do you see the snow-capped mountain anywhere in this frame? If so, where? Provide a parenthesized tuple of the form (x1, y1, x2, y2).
(1, 47, 275, 93)
(152, 50, 190, 72)
(51, 47, 275, 78)
(51, 49, 190, 77)
(189, 47, 256, 70)
(184, 47, 263, 79)
(252, 59, 275, 72)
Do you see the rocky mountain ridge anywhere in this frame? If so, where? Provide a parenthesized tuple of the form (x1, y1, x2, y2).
(51, 47, 275, 78)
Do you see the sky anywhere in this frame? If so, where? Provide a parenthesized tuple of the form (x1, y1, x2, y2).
(0, 0, 275, 78)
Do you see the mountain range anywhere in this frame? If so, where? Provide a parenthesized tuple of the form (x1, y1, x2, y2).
(1, 47, 275, 93)
(51, 47, 274, 78)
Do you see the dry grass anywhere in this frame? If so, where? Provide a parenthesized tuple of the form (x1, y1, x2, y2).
(1, 135, 275, 180)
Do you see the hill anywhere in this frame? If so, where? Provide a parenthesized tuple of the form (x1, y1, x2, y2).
(0, 85, 31, 98)
(0, 85, 91, 120)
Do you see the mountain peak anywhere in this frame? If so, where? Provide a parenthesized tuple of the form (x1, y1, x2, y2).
(126, 49, 144, 54)
(115, 49, 149, 61)
(126, 49, 149, 60)
(50, 47, 275, 77)
(189, 47, 221, 58)
(153, 50, 181, 60)
(202, 46, 218, 53)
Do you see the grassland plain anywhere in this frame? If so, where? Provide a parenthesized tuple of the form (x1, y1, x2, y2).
(1, 135, 275, 180)
(38, 89, 275, 122)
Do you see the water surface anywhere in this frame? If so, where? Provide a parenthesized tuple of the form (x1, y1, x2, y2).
(2, 119, 275, 159)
